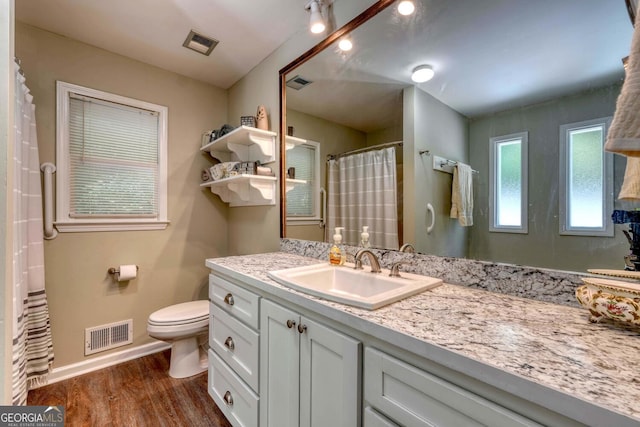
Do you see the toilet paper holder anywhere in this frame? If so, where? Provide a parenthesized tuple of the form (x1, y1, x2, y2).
(108, 265, 139, 275)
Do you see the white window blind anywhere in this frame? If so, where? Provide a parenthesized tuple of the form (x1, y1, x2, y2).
(69, 95, 159, 217)
(287, 144, 315, 216)
(56, 81, 168, 232)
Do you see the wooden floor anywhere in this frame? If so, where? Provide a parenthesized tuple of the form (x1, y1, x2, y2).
(28, 350, 232, 427)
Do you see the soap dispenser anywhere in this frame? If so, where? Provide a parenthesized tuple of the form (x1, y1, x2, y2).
(329, 227, 345, 265)
(361, 226, 371, 248)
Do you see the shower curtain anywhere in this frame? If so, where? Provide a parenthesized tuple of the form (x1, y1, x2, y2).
(326, 147, 399, 249)
(12, 61, 54, 405)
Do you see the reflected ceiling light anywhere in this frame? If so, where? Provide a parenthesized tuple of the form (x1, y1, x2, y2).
(306, 0, 326, 34)
(398, 1, 416, 16)
(338, 38, 353, 51)
(411, 65, 434, 83)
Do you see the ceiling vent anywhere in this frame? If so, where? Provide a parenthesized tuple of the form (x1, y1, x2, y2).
(286, 75, 313, 90)
(183, 30, 219, 56)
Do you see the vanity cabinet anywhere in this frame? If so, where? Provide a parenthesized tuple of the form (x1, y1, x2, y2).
(200, 125, 277, 207)
(260, 299, 361, 427)
(363, 347, 541, 427)
(208, 274, 261, 427)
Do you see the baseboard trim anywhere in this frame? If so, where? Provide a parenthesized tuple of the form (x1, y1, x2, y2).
(35, 341, 171, 387)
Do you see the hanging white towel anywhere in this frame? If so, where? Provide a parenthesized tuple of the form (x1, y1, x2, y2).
(450, 163, 473, 226)
(605, 11, 640, 157)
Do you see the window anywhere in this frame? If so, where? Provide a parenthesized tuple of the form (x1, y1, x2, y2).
(286, 140, 321, 224)
(559, 117, 613, 236)
(56, 81, 168, 232)
(489, 132, 528, 233)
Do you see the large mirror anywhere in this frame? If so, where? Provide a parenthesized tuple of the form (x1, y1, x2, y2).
(279, 0, 635, 272)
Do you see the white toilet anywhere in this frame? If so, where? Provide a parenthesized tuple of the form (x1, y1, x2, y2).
(147, 300, 209, 378)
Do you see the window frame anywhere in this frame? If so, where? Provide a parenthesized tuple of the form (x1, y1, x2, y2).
(285, 139, 322, 225)
(489, 131, 528, 234)
(559, 117, 613, 237)
(55, 81, 169, 232)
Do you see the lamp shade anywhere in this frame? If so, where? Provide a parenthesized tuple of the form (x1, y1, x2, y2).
(309, 1, 325, 34)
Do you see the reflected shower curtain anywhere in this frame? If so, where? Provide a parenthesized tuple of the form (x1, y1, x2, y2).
(12, 61, 54, 405)
(326, 147, 399, 249)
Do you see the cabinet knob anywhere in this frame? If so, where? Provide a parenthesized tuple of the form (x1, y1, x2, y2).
(286, 319, 296, 329)
(223, 390, 234, 406)
(223, 293, 234, 306)
(297, 323, 307, 334)
(224, 336, 235, 351)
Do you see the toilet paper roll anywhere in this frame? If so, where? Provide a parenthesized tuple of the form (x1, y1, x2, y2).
(117, 265, 137, 281)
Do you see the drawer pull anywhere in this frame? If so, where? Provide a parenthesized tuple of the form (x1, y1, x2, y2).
(223, 390, 234, 406)
(224, 336, 235, 351)
(286, 319, 296, 329)
(297, 323, 307, 334)
(223, 293, 235, 306)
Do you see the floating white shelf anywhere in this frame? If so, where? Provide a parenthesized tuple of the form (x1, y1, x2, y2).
(286, 178, 307, 193)
(201, 174, 277, 207)
(201, 126, 277, 164)
(285, 135, 307, 150)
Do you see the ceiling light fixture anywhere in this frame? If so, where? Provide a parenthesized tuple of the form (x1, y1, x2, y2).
(306, 0, 326, 34)
(398, 1, 416, 16)
(182, 30, 218, 56)
(411, 65, 434, 83)
(338, 38, 353, 51)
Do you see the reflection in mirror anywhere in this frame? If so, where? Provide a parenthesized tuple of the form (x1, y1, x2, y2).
(280, 0, 634, 272)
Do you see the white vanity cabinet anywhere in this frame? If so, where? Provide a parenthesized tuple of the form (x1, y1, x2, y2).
(260, 299, 361, 427)
(363, 347, 542, 427)
(208, 274, 261, 427)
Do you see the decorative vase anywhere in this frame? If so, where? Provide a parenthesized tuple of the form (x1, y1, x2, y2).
(256, 105, 268, 130)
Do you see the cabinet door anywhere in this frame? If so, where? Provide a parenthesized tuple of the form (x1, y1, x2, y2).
(260, 300, 300, 427)
(299, 316, 361, 427)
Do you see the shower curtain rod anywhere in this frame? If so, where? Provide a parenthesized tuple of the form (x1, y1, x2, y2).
(327, 140, 402, 161)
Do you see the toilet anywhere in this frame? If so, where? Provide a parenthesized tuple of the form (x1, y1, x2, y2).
(147, 300, 209, 378)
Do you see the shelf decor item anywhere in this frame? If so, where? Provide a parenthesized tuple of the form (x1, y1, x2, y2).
(256, 105, 268, 130)
(241, 116, 256, 127)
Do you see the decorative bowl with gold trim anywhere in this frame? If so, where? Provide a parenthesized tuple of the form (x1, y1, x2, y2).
(576, 277, 640, 325)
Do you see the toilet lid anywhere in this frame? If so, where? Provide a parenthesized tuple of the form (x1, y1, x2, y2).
(148, 300, 209, 326)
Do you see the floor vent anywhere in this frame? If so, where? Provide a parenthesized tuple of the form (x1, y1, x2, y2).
(85, 319, 133, 356)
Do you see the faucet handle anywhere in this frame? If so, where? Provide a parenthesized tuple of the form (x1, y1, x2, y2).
(389, 261, 410, 277)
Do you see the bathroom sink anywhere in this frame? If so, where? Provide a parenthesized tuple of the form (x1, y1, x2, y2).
(267, 263, 442, 310)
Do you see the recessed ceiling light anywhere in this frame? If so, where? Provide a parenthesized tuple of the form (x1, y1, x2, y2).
(398, 1, 416, 16)
(411, 65, 434, 83)
(182, 30, 218, 56)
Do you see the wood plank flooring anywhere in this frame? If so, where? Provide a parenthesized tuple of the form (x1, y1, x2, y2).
(28, 350, 232, 427)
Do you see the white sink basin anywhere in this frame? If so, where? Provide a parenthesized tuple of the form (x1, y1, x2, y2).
(267, 263, 442, 310)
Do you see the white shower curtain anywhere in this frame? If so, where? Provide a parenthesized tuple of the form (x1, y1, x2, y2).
(12, 61, 54, 405)
(326, 147, 399, 249)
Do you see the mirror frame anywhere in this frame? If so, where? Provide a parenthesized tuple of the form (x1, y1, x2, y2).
(278, 0, 396, 237)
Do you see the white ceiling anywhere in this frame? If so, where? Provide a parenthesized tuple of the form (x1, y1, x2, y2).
(15, 0, 311, 89)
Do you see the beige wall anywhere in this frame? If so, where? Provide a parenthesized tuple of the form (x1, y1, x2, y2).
(15, 23, 229, 367)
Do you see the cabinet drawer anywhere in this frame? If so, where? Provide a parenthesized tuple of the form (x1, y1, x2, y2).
(208, 350, 259, 427)
(211, 303, 259, 393)
(210, 274, 260, 330)
(364, 347, 541, 427)
(364, 407, 399, 427)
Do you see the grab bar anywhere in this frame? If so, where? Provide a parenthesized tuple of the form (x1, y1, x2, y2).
(40, 162, 57, 240)
(319, 187, 326, 229)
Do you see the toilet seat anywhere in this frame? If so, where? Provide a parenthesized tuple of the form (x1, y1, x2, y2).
(148, 300, 209, 326)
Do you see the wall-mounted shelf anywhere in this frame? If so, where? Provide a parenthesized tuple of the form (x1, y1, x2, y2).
(285, 135, 307, 150)
(201, 174, 277, 207)
(286, 178, 307, 193)
(201, 126, 277, 164)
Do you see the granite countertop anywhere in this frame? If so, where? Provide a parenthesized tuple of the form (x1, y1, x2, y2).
(206, 252, 640, 425)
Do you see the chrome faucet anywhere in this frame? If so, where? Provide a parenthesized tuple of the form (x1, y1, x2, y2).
(354, 249, 382, 273)
(399, 243, 415, 253)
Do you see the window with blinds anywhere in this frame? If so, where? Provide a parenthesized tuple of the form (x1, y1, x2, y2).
(56, 82, 168, 232)
(286, 140, 321, 223)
